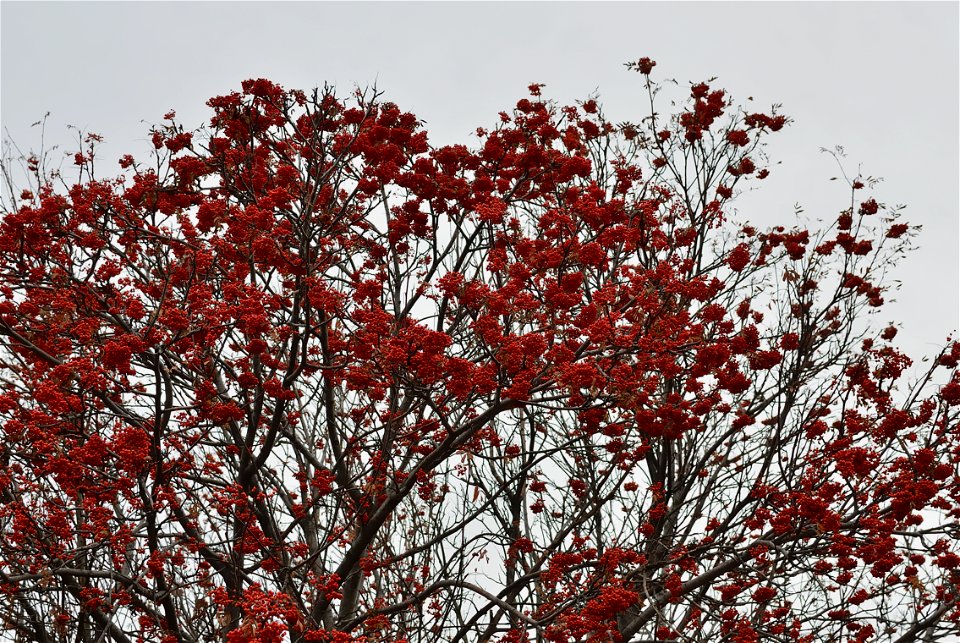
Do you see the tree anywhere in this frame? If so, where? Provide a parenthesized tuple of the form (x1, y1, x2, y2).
(0, 59, 957, 643)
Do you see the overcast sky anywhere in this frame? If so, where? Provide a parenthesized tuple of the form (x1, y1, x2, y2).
(2, 1, 957, 365)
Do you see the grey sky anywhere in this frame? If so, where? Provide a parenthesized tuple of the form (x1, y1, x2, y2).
(2, 1, 957, 364)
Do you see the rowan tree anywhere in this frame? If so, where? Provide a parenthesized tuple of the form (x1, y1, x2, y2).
(1, 60, 958, 643)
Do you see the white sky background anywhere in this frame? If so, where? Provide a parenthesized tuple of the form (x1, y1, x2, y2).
(2, 1, 957, 368)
